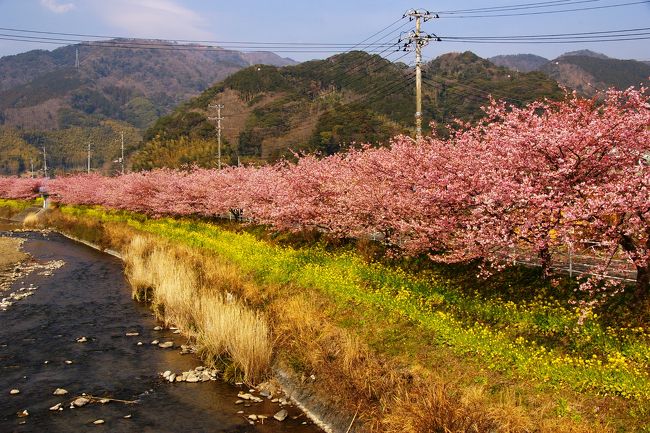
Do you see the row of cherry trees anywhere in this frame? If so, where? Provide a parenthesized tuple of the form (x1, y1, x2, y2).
(1, 88, 648, 297)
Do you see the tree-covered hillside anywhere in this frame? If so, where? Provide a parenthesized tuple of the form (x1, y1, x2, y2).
(135, 51, 564, 169)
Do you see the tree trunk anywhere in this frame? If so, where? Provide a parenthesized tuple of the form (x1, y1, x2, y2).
(634, 265, 649, 302)
(538, 246, 552, 278)
(619, 233, 649, 303)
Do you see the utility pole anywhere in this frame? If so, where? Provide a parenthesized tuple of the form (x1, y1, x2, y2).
(30, 158, 34, 178)
(75, 48, 80, 69)
(208, 104, 225, 169)
(43, 147, 48, 178)
(87, 142, 91, 174)
(402, 9, 439, 139)
(121, 131, 125, 175)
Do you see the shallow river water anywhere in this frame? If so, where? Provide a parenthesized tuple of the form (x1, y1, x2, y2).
(0, 229, 322, 433)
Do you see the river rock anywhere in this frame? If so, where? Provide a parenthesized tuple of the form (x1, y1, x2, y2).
(99, 398, 110, 404)
(76, 336, 88, 343)
(168, 373, 176, 382)
(235, 399, 244, 404)
(49, 403, 62, 411)
(124, 414, 132, 419)
(153, 326, 162, 331)
(158, 341, 174, 349)
(162, 370, 171, 379)
(10, 389, 20, 395)
(93, 419, 105, 425)
(151, 340, 159, 345)
(248, 414, 258, 421)
(237, 392, 252, 400)
(125, 332, 139, 337)
(16, 410, 29, 418)
(53, 388, 68, 396)
(64, 360, 73, 365)
(179, 344, 196, 355)
(73, 397, 90, 407)
(273, 409, 288, 421)
(185, 373, 199, 383)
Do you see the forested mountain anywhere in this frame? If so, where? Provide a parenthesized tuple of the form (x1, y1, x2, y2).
(490, 50, 650, 96)
(540, 54, 650, 96)
(0, 40, 295, 175)
(488, 54, 550, 72)
(134, 51, 563, 169)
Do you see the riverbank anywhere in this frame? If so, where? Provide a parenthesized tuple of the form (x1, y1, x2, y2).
(3, 200, 649, 433)
(0, 229, 322, 432)
(0, 237, 27, 271)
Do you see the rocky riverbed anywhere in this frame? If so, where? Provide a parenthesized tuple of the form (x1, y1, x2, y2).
(0, 228, 322, 432)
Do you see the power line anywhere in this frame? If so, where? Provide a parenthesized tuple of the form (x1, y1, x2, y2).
(441, 35, 650, 44)
(0, 26, 398, 48)
(437, 0, 602, 14)
(441, 26, 650, 40)
(437, 0, 650, 18)
(0, 34, 397, 51)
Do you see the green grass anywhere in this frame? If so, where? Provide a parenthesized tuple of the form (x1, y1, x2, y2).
(57, 205, 650, 402)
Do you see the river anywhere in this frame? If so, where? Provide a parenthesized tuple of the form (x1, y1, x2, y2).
(0, 228, 322, 433)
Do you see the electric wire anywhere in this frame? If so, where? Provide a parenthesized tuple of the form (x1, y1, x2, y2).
(436, 0, 602, 14)
(436, 0, 649, 18)
(441, 26, 650, 40)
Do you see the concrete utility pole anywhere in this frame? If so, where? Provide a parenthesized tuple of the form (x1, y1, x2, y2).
(402, 9, 439, 139)
(43, 147, 48, 178)
(87, 142, 91, 174)
(121, 131, 125, 175)
(208, 104, 225, 169)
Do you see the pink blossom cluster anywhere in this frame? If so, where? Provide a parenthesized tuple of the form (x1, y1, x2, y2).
(1, 88, 648, 293)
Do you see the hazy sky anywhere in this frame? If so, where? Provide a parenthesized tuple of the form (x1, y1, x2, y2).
(0, 0, 648, 62)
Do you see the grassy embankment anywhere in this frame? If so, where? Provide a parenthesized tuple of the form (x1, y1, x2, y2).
(2, 198, 649, 433)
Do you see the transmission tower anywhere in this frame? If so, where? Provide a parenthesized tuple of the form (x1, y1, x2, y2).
(401, 9, 439, 139)
(208, 104, 225, 169)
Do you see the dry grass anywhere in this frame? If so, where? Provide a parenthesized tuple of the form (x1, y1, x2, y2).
(22, 212, 40, 227)
(199, 294, 271, 382)
(122, 235, 271, 383)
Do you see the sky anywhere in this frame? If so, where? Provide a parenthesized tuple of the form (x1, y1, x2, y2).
(0, 0, 648, 63)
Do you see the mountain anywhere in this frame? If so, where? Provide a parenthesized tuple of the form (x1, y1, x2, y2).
(0, 40, 296, 175)
(489, 50, 649, 97)
(540, 54, 650, 96)
(133, 51, 564, 170)
(489, 54, 549, 73)
(559, 49, 610, 59)
(0, 40, 296, 131)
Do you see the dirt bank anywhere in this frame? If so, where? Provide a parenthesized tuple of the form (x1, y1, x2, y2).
(0, 237, 27, 270)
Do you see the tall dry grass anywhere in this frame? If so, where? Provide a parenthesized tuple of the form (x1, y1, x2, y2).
(199, 294, 271, 382)
(122, 235, 271, 383)
(22, 212, 40, 227)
